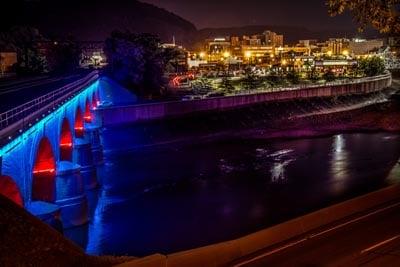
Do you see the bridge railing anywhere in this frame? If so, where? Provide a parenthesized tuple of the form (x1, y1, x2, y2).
(0, 71, 99, 138)
(231, 72, 392, 96)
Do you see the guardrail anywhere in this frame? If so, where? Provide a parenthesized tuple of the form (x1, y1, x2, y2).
(230, 72, 392, 97)
(0, 70, 99, 135)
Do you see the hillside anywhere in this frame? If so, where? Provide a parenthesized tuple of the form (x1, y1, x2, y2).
(0, 0, 197, 45)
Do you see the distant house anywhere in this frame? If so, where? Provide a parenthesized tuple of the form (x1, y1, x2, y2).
(0, 52, 17, 74)
(79, 41, 106, 68)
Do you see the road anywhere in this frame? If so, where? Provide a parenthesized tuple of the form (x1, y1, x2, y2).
(231, 201, 400, 267)
(0, 70, 90, 113)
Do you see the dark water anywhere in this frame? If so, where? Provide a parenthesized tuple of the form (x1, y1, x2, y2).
(66, 132, 400, 256)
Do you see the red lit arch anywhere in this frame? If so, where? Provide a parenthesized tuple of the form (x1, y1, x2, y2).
(0, 175, 23, 206)
(84, 99, 92, 123)
(60, 118, 73, 161)
(32, 137, 56, 202)
(75, 107, 84, 138)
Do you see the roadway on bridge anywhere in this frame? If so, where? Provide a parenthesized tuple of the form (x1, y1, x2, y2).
(0, 70, 90, 113)
(232, 200, 400, 266)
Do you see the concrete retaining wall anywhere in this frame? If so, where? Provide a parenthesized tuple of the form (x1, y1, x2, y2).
(98, 74, 392, 127)
(116, 184, 400, 267)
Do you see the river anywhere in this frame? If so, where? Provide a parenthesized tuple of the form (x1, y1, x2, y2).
(65, 132, 400, 256)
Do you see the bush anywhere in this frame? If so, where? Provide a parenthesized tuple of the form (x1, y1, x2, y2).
(358, 56, 385, 77)
(286, 70, 301, 84)
(322, 69, 336, 82)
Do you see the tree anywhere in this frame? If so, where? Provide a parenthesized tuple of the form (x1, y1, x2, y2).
(219, 74, 235, 94)
(104, 31, 167, 98)
(192, 77, 212, 94)
(323, 69, 336, 82)
(242, 68, 260, 90)
(46, 37, 81, 73)
(286, 70, 301, 84)
(308, 67, 320, 82)
(326, 0, 400, 34)
(358, 56, 386, 77)
(0, 26, 47, 75)
(163, 47, 186, 73)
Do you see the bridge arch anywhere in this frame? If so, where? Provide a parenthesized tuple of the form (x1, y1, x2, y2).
(60, 118, 73, 161)
(84, 99, 92, 123)
(75, 107, 84, 138)
(0, 175, 23, 206)
(32, 137, 56, 202)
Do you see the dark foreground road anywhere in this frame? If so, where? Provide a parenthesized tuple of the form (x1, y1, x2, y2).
(232, 201, 400, 267)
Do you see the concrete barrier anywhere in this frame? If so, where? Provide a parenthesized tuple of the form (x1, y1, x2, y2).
(98, 74, 392, 127)
(116, 184, 400, 267)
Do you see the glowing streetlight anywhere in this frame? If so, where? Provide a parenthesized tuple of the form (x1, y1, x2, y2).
(245, 51, 252, 58)
(199, 52, 206, 59)
(223, 51, 230, 58)
(342, 50, 349, 57)
(281, 59, 287, 66)
(327, 51, 333, 57)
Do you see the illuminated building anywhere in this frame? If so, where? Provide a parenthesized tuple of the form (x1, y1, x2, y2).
(264, 30, 284, 47)
(327, 38, 350, 56)
(205, 38, 231, 62)
(348, 39, 384, 56)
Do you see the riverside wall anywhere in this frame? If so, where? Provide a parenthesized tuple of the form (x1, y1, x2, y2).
(96, 74, 392, 127)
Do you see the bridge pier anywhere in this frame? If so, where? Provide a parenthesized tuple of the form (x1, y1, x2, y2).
(55, 161, 88, 228)
(73, 138, 98, 190)
(84, 124, 104, 167)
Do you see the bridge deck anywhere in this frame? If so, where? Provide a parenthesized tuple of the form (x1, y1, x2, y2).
(0, 70, 91, 113)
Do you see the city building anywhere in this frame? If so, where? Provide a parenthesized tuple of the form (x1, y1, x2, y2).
(80, 41, 107, 68)
(205, 38, 231, 62)
(314, 59, 357, 74)
(327, 38, 350, 56)
(264, 30, 284, 47)
(349, 39, 384, 56)
(0, 52, 17, 74)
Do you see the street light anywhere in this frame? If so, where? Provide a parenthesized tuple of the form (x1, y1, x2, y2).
(342, 50, 349, 57)
(223, 51, 230, 58)
(199, 52, 206, 59)
(245, 51, 252, 58)
(327, 50, 333, 57)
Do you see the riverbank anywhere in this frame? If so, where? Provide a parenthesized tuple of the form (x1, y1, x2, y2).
(244, 100, 400, 141)
(0, 195, 134, 267)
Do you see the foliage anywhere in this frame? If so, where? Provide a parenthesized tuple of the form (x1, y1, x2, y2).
(357, 56, 386, 77)
(192, 77, 212, 94)
(242, 68, 260, 90)
(0, 26, 47, 75)
(163, 47, 186, 73)
(46, 37, 81, 73)
(218, 74, 235, 93)
(104, 31, 167, 98)
(286, 70, 301, 84)
(322, 69, 336, 82)
(308, 67, 320, 82)
(326, 0, 400, 34)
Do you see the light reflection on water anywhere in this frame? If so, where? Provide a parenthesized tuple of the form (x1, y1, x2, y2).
(330, 134, 349, 195)
(65, 133, 400, 256)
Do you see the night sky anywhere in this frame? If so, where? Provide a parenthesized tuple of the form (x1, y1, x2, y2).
(141, 0, 355, 30)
